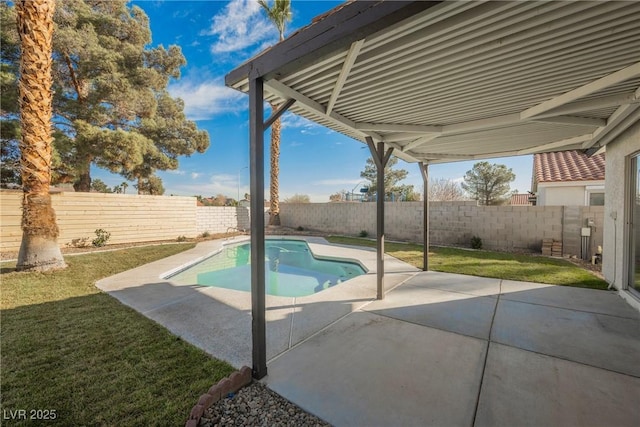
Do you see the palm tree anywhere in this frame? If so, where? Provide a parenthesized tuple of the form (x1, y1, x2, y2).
(15, 0, 66, 271)
(258, 0, 291, 226)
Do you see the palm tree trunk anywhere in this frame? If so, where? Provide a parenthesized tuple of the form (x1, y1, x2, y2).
(268, 109, 281, 226)
(16, 0, 66, 271)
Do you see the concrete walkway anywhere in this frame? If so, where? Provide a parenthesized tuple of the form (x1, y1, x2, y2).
(96, 237, 418, 368)
(264, 271, 640, 427)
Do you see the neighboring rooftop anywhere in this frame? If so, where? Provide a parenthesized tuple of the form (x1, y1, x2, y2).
(510, 193, 533, 206)
(534, 151, 606, 183)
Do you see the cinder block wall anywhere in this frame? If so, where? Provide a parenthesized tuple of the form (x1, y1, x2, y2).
(280, 202, 603, 255)
(0, 190, 197, 252)
(196, 206, 251, 234)
(1, 190, 603, 257)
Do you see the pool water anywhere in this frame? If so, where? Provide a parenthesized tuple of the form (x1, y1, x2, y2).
(168, 239, 366, 297)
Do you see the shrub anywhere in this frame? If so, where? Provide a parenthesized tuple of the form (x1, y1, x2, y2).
(470, 235, 483, 249)
(70, 237, 90, 248)
(359, 230, 368, 238)
(296, 226, 304, 231)
(200, 231, 211, 238)
(176, 235, 187, 242)
(92, 229, 111, 247)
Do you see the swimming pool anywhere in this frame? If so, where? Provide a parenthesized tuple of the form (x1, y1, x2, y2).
(167, 239, 366, 297)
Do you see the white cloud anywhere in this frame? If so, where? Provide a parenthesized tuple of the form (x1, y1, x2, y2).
(168, 77, 245, 120)
(281, 113, 322, 130)
(204, 0, 276, 54)
(165, 169, 186, 175)
(452, 177, 465, 184)
(191, 172, 202, 180)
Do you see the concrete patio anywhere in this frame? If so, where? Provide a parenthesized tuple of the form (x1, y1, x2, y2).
(97, 238, 640, 426)
(266, 271, 640, 427)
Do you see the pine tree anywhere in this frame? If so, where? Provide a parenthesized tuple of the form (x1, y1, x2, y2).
(2, 0, 210, 193)
(360, 156, 411, 200)
(461, 161, 515, 205)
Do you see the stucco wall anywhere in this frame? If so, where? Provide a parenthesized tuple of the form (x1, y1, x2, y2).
(539, 185, 587, 206)
(603, 119, 640, 293)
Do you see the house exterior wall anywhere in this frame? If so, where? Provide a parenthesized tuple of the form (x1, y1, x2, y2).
(539, 185, 587, 206)
(603, 118, 640, 311)
(537, 181, 605, 206)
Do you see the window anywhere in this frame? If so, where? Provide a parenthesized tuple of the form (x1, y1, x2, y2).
(588, 192, 605, 206)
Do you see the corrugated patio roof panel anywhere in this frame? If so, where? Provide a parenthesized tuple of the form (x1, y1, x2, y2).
(227, 0, 640, 164)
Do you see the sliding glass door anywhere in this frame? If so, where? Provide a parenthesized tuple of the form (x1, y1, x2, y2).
(630, 153, 640, 294)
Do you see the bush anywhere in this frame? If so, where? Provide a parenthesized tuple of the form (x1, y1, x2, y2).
(296, 226, 304, 231)
(470, 235, 483, 249)
(70, 237, 90, 248)
(92, 229, 111, 247)
(176, 235, 187, 242)
(359, 230, 368, 238)
(200, 231, 211, 238)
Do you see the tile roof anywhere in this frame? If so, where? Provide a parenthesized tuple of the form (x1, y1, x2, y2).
(534, 151, 605, 183)
(510, 194, 532, 206)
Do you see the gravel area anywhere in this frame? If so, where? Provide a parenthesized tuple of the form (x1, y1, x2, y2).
(198, 382, 330, 427)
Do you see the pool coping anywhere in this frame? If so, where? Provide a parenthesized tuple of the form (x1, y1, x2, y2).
(162, 235, 371, 285)
(96, 236, 419, 368)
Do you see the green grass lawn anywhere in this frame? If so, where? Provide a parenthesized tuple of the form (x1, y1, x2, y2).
(327, 236, 608, 290)
(1, 244, 234, 426)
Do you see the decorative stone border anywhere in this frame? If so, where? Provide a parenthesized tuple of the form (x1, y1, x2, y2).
(185, 366, 253, 427)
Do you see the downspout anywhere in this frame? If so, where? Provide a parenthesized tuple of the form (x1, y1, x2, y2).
(608, 213, 617, 290)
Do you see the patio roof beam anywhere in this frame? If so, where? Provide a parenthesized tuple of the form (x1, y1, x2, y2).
(266, 79, 368, 139)
(585, 104, 640, 149)
(517, 134, 593, 155)
(326, 39, 365, 116)
(373, 140, 418, 163)
(530, 91, 640, 118)
(263, 98, 296, 130)
(530, 116, 606, 127)
(402, 134, 440, 153)
(249, 78, 267, 380)
(356, 123, 442, 133)
(418, 162, 429, 272)
(583, 103, 640, 149)
(441, 113, 521, 134)
(366, 136, 393, 300)
(521, 61, 640, 119)
(382, 132, 439, 143)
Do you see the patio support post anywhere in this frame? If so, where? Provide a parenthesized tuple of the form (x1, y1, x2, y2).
(249, 77, 267, 379)
(419, 162, 429, 271)
(366, 137, 393, 299)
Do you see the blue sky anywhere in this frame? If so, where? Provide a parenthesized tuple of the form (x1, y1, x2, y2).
(93, 0, 534, 201)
